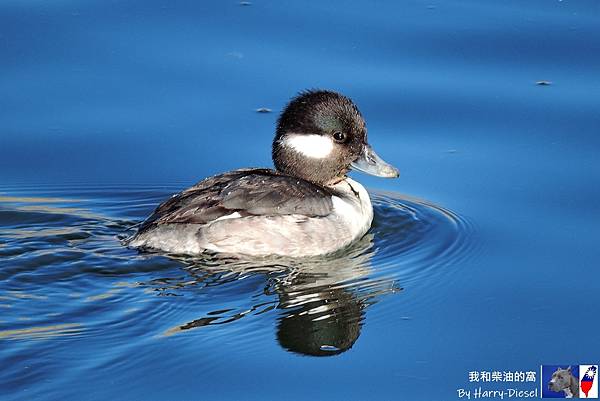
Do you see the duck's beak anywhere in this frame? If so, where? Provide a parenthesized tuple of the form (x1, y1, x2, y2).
(350, 144, 399, 178)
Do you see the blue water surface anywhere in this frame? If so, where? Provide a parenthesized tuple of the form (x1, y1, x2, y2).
(1, 1, 600, 400)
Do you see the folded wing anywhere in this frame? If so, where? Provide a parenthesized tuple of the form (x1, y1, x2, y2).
(138, 169, 334, 230)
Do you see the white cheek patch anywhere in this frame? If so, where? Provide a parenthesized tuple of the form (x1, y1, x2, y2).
(283, 134, 334, 159)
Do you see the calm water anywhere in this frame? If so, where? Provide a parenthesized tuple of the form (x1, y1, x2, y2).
(1, 1, 600, 400)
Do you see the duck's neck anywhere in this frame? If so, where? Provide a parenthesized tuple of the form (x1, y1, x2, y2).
(329, 177, 374, 239)
(331, 178, 372, 214)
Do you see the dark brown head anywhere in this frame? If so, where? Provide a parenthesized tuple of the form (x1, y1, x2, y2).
(272, 90, 398, 186)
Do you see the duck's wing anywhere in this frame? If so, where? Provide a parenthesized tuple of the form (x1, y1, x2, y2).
(138, 169, 334, 230)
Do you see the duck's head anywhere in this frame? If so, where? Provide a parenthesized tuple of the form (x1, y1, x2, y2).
(272, 90, 399, 186)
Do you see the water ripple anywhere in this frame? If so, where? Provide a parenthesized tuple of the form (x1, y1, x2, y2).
(0, 185, 475, 364)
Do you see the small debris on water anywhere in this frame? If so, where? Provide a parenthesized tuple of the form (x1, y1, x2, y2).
(226, 51, 244, 59)
(536, 80, 552, 86)
(239, 1, 252, 6)
(445, 149, 458, 154)
(255, 107, 272, 113)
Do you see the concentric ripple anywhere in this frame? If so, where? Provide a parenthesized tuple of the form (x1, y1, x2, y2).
(0, 184, 475, 385)
(370, 191, 475, 287)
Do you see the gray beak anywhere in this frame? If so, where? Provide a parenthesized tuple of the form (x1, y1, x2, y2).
(350, 144, 399, 178)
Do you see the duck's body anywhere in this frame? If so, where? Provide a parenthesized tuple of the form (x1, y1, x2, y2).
(130, 90, 398, 257)
(129, 170, 372, 257)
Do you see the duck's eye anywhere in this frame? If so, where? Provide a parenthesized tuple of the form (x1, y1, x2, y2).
(333, 131, 346, 143)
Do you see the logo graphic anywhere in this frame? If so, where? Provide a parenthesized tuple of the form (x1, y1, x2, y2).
(580, 365, 598, 398)
(542, 365, 598, 398)
(543, 365, 579, 398)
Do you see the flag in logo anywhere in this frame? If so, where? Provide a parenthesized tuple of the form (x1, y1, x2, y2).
(580, 365, 598, 398)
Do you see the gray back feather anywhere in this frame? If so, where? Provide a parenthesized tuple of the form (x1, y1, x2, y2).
(138, 169, 334, 231)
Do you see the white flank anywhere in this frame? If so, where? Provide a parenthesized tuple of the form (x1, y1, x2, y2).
(283, 134, 334, 158)
(213, 212, 242, 222)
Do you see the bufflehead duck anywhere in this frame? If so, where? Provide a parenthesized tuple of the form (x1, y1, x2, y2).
(129, 90, 399, 257)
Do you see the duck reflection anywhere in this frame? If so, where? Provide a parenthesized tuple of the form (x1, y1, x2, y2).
(276, 280, 364, 356)
(158, 234, 399, 357)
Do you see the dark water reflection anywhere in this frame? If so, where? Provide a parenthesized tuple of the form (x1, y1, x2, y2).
(155, 236, 387, 356)
(274, 249, 376, 357)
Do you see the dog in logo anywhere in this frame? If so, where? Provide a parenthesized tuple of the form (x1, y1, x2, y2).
(548, 366, 580, 398)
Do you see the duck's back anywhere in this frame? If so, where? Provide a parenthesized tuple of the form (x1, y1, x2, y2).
(129, 169, 372, 257)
